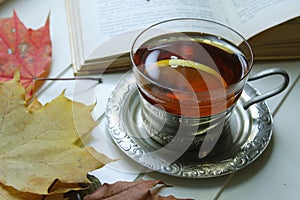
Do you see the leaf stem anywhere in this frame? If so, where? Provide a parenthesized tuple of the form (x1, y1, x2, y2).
(34, 77, 102, 83)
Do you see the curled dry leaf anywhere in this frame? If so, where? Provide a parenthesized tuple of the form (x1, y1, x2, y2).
(0, 11, 51, 99)
(0, 72, 113, 196)
(83, 179, 194, 200)
(0, 182, 68, 200)
(0, 183, 41, 200)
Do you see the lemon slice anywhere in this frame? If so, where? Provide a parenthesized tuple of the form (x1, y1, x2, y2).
(156, 59, 227, 87)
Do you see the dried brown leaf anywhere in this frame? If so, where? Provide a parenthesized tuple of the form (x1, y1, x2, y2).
(83, 179, 163, 200)
(83, 179, 194, 200)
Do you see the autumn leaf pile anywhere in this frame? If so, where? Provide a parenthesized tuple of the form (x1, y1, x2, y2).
(0, 72, 114, 199)
(0, 12, 194, 200)
(0, 12, 112, 199)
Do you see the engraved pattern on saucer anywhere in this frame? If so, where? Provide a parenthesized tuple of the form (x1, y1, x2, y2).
(105, 72, 273, 178)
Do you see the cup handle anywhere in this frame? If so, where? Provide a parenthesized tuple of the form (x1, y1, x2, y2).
(243, 68, 290, 109)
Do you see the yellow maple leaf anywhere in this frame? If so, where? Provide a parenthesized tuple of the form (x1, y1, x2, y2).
(0, 72, 112, 196)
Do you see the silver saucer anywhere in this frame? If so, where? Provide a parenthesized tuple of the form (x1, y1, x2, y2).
(105, 72, 273, 178)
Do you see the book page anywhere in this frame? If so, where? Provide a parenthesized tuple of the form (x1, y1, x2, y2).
(78, 0, 228, 60)
(222, 0, 300, 39)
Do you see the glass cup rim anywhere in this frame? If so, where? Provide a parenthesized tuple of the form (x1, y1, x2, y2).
(130, 17, 254, 93)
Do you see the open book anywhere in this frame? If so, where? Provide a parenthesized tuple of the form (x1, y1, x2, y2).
(65, 0, 300, 75)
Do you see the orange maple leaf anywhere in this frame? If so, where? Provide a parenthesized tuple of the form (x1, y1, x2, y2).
(0, 11, 51, 99)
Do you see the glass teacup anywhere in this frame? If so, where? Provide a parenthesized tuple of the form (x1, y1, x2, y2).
(130, 18, 289, 158)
